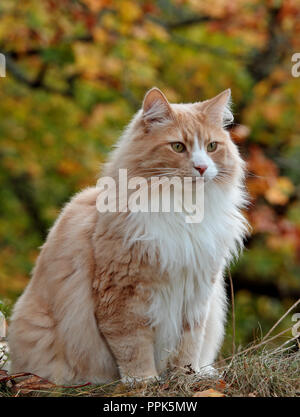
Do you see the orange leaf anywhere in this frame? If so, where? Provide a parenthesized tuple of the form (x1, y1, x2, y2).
(216, 379, 227, 391)
(249, 205, 278, 234)
(248, 146, 278, 178)
(193, 388, 225, 397)
(0, 369, 8, 382)
(265, 177, 294, 206)
(230, 124, 250, 143)
(13, 375, 56, 393)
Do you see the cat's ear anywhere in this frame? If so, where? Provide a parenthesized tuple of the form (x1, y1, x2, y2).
(142, 87, 173, 127)
(200, 89, 233, 127)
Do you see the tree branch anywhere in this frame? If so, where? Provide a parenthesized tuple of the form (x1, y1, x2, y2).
(230, 274, 300, 301)
(246, 4, 288, 83)
(6, 172, 48, 240)
(147, 14, 217, 30)
(5, 55, 74, 97)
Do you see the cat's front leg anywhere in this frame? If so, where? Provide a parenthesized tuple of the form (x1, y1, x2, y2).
(95, 287, 158, 383)
(199, 275, 227, 371)
(174, 275, 227, 377)
(172, 325, 219, 378)
(108, 330, 158, 383)
(172, 325, 205, 373)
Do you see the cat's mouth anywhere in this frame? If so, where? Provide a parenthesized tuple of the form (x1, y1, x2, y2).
(191, 172, 216, 184)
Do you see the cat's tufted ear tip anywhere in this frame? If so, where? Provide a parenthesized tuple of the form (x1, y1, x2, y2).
(142, 87, 172, 126)
(214, 88, 231, 104)
(223, 88, 231, 98)
(142, 87, 169, 113)
(200, 89, 233, 127)
(146, 86, 162, 94)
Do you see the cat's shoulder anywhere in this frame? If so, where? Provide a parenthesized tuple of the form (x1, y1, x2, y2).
(52, 186, 100, 233)
(69, 186, 100, 208)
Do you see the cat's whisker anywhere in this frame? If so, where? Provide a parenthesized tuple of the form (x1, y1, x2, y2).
(245, 172, 264, 179)
(133, 169, 180, 176)
(143, 173, 182, 180)
(140, 167, 179, 171)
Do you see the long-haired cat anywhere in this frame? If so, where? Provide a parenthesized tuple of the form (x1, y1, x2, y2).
(8, 88, 248, 383)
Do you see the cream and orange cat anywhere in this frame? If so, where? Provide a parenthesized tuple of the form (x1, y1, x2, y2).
(9, 88, 248, 383)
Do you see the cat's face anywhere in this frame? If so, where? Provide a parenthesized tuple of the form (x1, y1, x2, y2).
(114, 88, 244, 187)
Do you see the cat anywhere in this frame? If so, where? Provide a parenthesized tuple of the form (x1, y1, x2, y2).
(8, 87, 248, 384)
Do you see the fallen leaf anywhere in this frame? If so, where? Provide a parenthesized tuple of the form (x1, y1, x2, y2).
(0, 369, 8, 382)
(193, 388, 225, 397)
(160, 382, 170, 390)
(216, 379, 226, 391)
(13, 375, 56, 393)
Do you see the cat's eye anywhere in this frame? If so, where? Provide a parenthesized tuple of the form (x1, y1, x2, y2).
(207, 142, 218, 152)
(171, 142, 186, 153)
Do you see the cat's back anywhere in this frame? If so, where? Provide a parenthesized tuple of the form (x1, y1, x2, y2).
(43, 186, 101, 253)
(8, 186, 119, 381)
(10, 186, 101, 326)
(52, 186, 100, 236)
(16, 186, 101, 300)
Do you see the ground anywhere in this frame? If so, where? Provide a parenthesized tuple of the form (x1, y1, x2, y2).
(1, 339, 299, 397)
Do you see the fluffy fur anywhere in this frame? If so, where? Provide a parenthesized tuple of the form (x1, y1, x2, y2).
(8, 88, 248, 383)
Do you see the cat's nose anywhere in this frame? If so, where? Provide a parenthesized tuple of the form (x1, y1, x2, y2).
(194, 164, 208, 175)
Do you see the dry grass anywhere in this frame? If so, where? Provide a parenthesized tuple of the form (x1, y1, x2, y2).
(0, 340, 299, 397)
(1, 299, 299, 397)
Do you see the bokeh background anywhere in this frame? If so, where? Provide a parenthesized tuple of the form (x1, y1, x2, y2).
(0, 0, 299, 353)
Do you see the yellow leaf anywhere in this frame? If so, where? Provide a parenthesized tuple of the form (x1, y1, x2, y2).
(265, 177, 294, 205)
(145, 21, 169, 41)
(82, 0, 111, 13)
(119, 1, 142, 22)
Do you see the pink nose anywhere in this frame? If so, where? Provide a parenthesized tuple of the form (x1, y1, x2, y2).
(194, 165, 208, 175)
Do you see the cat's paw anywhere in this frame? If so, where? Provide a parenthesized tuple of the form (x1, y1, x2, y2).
(121, 375, 160, 385)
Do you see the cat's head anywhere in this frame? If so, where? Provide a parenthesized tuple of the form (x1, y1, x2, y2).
(109, 87, 245, 187)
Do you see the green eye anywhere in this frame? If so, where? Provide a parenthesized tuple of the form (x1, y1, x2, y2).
(171, 142, 186, 153)
(207, 141, 218, 152)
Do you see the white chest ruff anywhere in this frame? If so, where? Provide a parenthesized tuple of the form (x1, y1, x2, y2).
(144, 214, 222, 370)
(124, 185, 247, 369)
